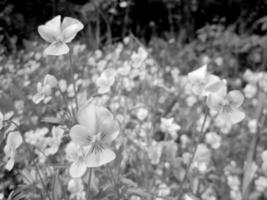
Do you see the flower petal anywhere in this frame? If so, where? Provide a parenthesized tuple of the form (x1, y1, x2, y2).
(102, 121, 120, 144)
(6, 132, 22, 149)
(5, 158, 15, 171)
(188, 65, 207, 83)
(227, 90, 244, 108)
(77, 104, 97, 133)
(221, 109, 245, 124)
(44, 42, 69, 56)
(70, 125, 93, 146)
(61, 17, 84, 43)
(69, 160, 87, 178)
(38, 15, 61, 43)
(95, 106, 119, 141)
(32, 92, 44, 104)
(206, 93, 224, 111)
(205, 79, 227, 96)
(85, 148, 116, 168)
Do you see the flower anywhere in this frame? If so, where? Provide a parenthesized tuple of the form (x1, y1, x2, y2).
(160, 118, 181, 140)
(206, 80, 245, 124)
(4, 131, 22, 171)
(187, 65, 219, 96)
(38, 15, 84, 55)
(65, 142, 89, 178)
(205, 131, 221, 149)
(70, 104, 119, 169)
(32, 74, 57, 104)
(95, 68, 116, 94)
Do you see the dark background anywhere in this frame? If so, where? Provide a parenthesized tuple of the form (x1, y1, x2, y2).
(1, 0, 267, 51)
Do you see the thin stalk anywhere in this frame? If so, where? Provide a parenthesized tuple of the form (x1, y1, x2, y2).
(107, 165, 120, 198)
(177, 108, 209, 200)
(68, 52, 79, 112)
(86, 168, 93, 200)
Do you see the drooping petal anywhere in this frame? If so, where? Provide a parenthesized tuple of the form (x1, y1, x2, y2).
(43, 74, 58, 88)
(70, 125, 93, 146)
(32, 92, 44, 104)
(6, 132, 22, 149)
(85, 148, 116, 168)
(188, 65, 207, 83)
(38, 16, 61, 43)
(206, 93, 224, 111)
(205, 79, 227, 97)
(69, 160, 87, 178)
(44, 42, 69, 56)
(61, 17, 84, 43)
(5, 158, 15, 171)
(77, 104, 97, 133)
(227, 90, 244, 108)
(220, 109, 245, 124)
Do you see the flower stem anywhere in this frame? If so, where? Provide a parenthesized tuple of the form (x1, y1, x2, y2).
(177, 108, 208, 199)
(86, 168, 93, 200)
(68, 52, 79, 112)
(107, 165, 120, 198)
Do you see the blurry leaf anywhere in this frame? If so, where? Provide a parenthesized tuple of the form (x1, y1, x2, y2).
(41, 116, 63, 125)
(7, 189, 27, 200)
(126, 188, 151, 198)
(120, 176, 138, 187)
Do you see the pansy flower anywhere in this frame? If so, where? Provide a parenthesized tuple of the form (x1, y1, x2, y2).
(32, 74, 57, 104)
(187, 65, 220, 96)
(206, 80, 245, 124)
(95, 69, 116, 94)
(38, 15, 84, 56)
(4, 131, 22, 171)
(70, 104, 119, 168)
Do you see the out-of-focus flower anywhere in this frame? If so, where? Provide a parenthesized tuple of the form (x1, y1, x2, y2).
(160, 118, 180, 140)
(4, 131, 22, 171)
(205, 132, 221, 149)
(136, 107, 149, 121)
(70, 104, 119, 170)
(248, 119, 257, 134)
(38, 15, 84, 55)
(243, 84, 257, 99)
(192, 143, 211, 172)
(67, 178, 86, 200)
(95, 68, 116, 94)
(156, 183, 171, 200)
(206, 80, 245, 124)
(32, 74, 58, 104)
(187, 65, 219, 96)
(131, 47, 148, 68)
(261, 151, 267, 171)
(44, 126, 64, 155)
(65, 142, 89, 178)
(255, 176, 267, 192)
(58, 79, 67, 92)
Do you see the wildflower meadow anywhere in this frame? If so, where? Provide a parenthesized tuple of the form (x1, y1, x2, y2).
(1, 2, 267, 200)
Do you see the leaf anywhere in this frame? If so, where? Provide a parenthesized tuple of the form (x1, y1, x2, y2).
(120, 176, 138, 187)
(41, 116, 63, 125)
(126, 188, 151, 198)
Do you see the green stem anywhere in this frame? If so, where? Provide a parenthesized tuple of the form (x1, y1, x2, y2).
(68, 52, 79, 112)
(177, 108, 208, 199)
(107, 165, 120, 198)
(86, 168, 93, 200)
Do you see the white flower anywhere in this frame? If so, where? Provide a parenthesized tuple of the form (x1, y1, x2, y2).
(4, 131, 22, 171)
(95, 68, 116, 94)
(187, 65, 220, 96)
(243, 84, 257, 99)
(205, 132, 221, 149)
(160, 118, 180, 140)
(206, 80, 245, 124)
(69, 104, 120, 173)
(38, 15, 84, 55)
(136, 107, 149, 121)
(32, 74, 58, 104)
(255, 176, 267, 192)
